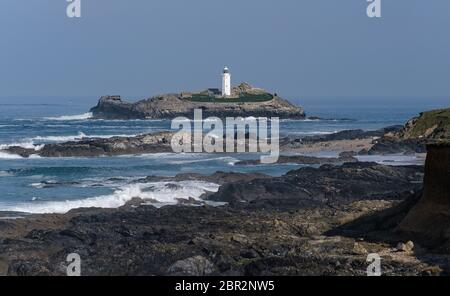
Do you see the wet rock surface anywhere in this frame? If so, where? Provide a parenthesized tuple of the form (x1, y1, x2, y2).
(207, 162, 424, 206)
(2, 195, 448, 276)
(2, 160, 447, 276)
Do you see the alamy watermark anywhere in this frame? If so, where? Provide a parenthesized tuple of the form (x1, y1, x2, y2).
(66, 0, 81, 18)
(366, 253, 382, 276)
(66, 1, 381, 19)
(171, 109, 279, 164)
(367, 0, 382, 18)
(66, 253, 81, 276)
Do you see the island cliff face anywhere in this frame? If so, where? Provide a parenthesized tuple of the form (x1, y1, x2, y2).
(90, 83, 305, 120)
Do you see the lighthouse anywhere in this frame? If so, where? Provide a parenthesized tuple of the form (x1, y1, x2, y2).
(222, 66, 231, 97)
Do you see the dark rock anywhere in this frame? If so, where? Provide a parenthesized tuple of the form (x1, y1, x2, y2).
(294, 126, 402, 144)
(367, 138, 427, 155)
(234, 154, 358, 166)
(3, 132, 174, 158)
(207, 162, 423, 206)
(134, 171, 271, 185)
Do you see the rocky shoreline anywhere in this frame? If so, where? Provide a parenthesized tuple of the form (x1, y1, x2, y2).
(0, 109, 449, 276)
(1, 146, 449, 276)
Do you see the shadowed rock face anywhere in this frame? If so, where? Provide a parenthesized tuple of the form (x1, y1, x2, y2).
(398, 143, 450, 251)
(89, 84, 305, 120)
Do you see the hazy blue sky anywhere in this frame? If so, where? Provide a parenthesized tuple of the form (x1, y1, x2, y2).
(0, 0, 449, 99)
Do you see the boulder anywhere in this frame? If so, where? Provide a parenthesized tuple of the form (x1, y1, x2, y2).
(166, 256, 216, 276)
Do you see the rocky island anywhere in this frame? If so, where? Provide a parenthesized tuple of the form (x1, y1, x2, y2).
(90, 83, 306, 120)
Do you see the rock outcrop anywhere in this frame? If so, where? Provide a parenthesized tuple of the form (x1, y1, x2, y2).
(2, 132, 174, 158)
(399, 109, 450, 141)
(90, 83, 305, 120)
(367, 108, 450, 155)
(397, 143, 450, 251)
(207, 162, 423, 207)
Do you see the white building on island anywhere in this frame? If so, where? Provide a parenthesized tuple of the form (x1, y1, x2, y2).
(222, 66, 231, 97)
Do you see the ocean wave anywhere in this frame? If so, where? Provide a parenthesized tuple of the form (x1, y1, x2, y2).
(281, 118, 355, 123)
(0, 132, 139, 151)
(31, 132, 88, 142)
(0, 170, 13, 177)
(287, 131, 339, 136)
(44, 112, 93, 121)
(169, 156, 237, 165)
(0, 151, 24, 159)
(10, 166, 96, 176)
(31, 132, 139, 142)
(0, 141, 44, 151)
(125, 152, 198, 159)
(5, 180, 220, 214)
(30, 176, 137, 189)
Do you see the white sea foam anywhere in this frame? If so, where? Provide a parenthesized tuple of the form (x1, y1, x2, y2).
(0, 151, 23, 159)
(0, 132, 139, 155)
(281, 118, 320, 122)
(0, 141, 44, 152)
(45, 112, 93, 121)
(4, 180, 220, 214)
(0, 141, 35, 150)
(169, 156, 237, 165)
(31, 132, 87, 142)
(31, 132, 138, 142)
(287, 131, 339, 136)
(0, 170, 13, 177)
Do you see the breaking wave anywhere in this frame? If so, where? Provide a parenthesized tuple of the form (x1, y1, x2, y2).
(0, 151, 24, 159)
(45, 112, 93, 121)
(0, 170, 13, 177)
(31, 132, 88, 142)
(3, 180, 220, 214)
(0, 141, 42, 150)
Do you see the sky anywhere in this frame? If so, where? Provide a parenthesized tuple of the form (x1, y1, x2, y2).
(0, 0, 449, 100)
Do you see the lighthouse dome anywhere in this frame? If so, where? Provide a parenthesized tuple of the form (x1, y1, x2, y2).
(223, 66, 230, 74)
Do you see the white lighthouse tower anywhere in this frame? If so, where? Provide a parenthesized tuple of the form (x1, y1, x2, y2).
(222, 66, 231, 97)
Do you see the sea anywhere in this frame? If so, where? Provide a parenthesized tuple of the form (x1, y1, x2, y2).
(0, 96, 448, 214)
